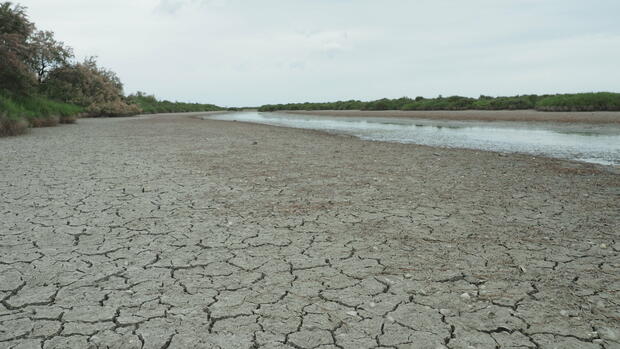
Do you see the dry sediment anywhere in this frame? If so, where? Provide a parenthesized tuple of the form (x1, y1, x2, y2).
(0, 112, 618, 349)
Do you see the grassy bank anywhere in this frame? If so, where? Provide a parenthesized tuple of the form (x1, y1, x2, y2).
(128, 93, 224, 114)
(0, 92, 83, 136)
(259, 92, 620, 112)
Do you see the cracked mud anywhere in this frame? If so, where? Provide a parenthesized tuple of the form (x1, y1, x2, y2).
(1, 113, 619, 349)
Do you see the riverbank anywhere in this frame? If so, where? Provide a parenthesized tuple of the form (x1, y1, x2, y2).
(1, 113, 618, 348)
(282, 109, 620, 124)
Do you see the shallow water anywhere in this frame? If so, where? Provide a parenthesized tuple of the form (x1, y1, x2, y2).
(206, 112, 620, 166)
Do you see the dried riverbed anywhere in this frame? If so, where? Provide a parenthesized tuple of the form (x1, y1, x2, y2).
(1, 113, 619, 349)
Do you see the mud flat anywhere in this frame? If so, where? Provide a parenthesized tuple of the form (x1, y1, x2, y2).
(0, 113, 618, 348)
(285, 109, 620, 124)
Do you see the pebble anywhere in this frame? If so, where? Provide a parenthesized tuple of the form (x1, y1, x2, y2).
(387, 315, 395, 322)
(346, 311, 358, 317)
(600, 243, 607, 248)
(369, 302, 376, 308)
(460, 292, 471, 301)
(560, 310, 569, 317)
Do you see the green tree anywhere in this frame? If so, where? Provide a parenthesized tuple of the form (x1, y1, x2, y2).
(0, 1, 36, 94)
(27, 30, 73, 84)
(45, 57, 140, 116)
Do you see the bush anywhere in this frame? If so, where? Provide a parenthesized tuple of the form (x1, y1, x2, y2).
(127, 91, 223, 114)
(44, 57, 140, 117)
(0, 90, 82, 131)
(259, 93, 620, 112)
(86, 100, 141, 117)
(0, 112, 28, 136)
(536, 92, 620, 111)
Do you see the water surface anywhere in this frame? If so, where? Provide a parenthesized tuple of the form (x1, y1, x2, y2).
(206, 112, 620, 166)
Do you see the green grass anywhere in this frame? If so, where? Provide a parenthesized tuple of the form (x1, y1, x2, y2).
(259, 93, 620, 112)
(127, 93, 223, 114)
(0, 91, 83, 135)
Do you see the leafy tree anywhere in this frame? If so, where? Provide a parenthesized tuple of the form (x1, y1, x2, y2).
(0, 2, 31, 36)
(27, 30, 73, 83)
(0, 1, 36, 94)
(44, 57, 139, 116)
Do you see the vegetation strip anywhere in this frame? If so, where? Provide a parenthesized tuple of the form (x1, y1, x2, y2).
(0, 1, 223, 137)
(259, 92, 620, 112)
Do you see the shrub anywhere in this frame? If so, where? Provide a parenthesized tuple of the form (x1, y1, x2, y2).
(0, 112, 28, 136)
(536, 92, 620, 111)
(127, 91, 223, 114)
(259, 93, 620, 112)
(86, 100, 141, 117)
(44, 57, 140, 117)
(0, 90, 82, 131)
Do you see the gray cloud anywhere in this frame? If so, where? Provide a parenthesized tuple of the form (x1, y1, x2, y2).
(155, 0, 185, 14)
(19, 0, 620, 106)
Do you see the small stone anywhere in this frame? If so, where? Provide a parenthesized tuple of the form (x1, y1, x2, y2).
(460, 292, 471, 301)
(600, 243, 607, 248)
(404, 273, 412, 279)
(346, 311, 358, 317)
(560, 310, 569, 317)
(369, 302, 376, 308)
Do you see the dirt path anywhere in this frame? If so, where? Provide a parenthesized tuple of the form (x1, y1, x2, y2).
(1, 113, 618, 349)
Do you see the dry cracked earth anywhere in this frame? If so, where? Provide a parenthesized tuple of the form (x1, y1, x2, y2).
(1, 112, 619, 349)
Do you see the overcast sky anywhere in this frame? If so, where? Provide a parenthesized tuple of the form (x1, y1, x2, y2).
(19, 0, 620, 107)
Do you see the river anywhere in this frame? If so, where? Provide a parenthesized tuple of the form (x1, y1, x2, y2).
(206, 112, 620, 166)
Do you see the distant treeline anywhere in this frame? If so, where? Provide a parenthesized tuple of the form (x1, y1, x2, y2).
(127, 92, 223, 114)
(259, 93, 620, 112)
(0, 2, 222, 136)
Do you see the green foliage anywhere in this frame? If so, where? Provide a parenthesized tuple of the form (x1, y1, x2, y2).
(259, 93, 620, 112)
(0, 2, 32, 36)
(27, 29, 73, 83)
(0, 2, 36, 94)
(0, 89, 82, 131)
(260, 100, 366, 112)
(536, 92, 620, 111)
(44, 57, 139, 117)
(0, 112, 28, 136)
(127, 92, 223, 114)
(0, 90, 82, 120)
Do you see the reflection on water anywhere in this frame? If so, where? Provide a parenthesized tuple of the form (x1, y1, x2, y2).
(206, 112, 620, 166)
